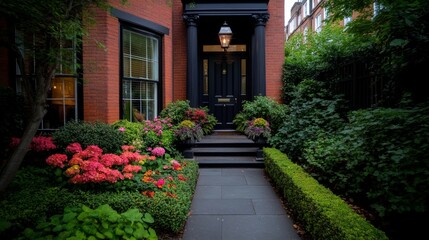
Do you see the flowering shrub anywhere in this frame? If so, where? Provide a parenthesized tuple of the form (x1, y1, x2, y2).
(244, 117, 271, 140)
(185, 107, 217, 135)
(174, 120, 204, 142)
(45, 143, 188, 198)
(10, 136, 56, 152)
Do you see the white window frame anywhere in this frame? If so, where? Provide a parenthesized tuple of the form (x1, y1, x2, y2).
(121, 27, 160, 122)
(315, 13, 322, 33)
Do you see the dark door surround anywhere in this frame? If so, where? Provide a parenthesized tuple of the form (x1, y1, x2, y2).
(182, 0, 270, 108)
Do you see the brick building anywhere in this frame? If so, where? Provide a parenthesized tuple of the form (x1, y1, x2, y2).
(0, 0, 285, 130)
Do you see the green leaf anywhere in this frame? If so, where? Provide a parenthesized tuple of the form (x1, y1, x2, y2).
(52, 224, 63, 232)
(142, 213, 154, 223)
(122, 208, 143, 223)
(103, 231, 114, 239)
(148, 228, 157, 238)
(133, 228, 146, 239)
(124, 226, 133, 234)
(102, 221, 109, 229)
(95, 231, 105, 239)
(115, 227, 125, 236)
(63, 212, 77, 222)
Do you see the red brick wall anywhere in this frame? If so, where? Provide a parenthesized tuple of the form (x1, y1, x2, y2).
(172, 0, 187, 101)
(83, 0, 173, 123)
(266, 0, 285, 102)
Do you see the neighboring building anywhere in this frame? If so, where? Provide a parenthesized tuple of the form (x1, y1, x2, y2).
(285, 0, 380, 40)
(0, 0, 285, 130)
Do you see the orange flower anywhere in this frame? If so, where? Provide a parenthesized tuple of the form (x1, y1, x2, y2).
(142, 191, 155, 198)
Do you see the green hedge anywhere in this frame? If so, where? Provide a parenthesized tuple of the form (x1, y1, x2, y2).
(263, 148, 388, 240)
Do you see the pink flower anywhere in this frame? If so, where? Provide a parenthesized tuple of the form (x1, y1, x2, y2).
(31, 136, 56, 152)
(155, 178, 165, 188)
(46, 154, 68, 168)
(151, 147, 166, 157)
(118, 127, 126, 132)
(121, 145, 135, 152)
(66, 143, 82, 154)
(171, 160, 182, 171)
(122, 164, 142, 173)
(9, 137, 21, 148)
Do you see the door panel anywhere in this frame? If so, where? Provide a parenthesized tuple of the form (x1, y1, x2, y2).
(208, 54, 241, 129)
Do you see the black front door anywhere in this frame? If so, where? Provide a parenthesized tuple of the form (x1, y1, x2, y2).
(207, 53, 243, 129)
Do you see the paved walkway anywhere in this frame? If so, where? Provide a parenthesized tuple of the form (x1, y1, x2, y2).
(182, 168, 301, 240)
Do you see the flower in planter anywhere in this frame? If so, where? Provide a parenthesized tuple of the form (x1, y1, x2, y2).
(244, 117, 271, 140)
(174, 120, 204, 142)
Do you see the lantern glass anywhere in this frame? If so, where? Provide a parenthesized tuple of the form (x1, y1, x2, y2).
(218, 22, 232, 50)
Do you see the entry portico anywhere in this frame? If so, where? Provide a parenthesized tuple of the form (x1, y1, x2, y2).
(179, 0, 274, 129)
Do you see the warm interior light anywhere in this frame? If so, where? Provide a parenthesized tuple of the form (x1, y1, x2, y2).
(218, 21, 233, 50)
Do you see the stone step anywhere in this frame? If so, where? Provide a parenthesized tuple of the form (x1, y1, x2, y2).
(191, 147, 259, 156)
(195, 156, 263, 168)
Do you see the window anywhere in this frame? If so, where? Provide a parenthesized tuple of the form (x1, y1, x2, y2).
(344, 16, 352, 25)
(311, 0, 316, 10)
(303, 26, 309, 43)
(324, 7, 329, 21)
(315, 14, 322, 33)
(373, 1, 384, 17)
(15, 31, 78, 130)
(304, 1, 310, 16)
(290, 18, 296, 32)
(121, 28, 159, 122)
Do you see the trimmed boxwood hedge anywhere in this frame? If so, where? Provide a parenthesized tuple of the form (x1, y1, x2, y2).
(264, 148, 388, 240)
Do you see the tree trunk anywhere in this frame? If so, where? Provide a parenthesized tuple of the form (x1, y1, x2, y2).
(0, 103, 46, 193)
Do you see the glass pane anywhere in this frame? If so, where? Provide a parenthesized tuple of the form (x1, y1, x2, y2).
(61, 49, 75, 74)
(147, 100, 155, 119)
(147, 82, 155, 99)
(131, 32, 147, 57)
(49, 78, 63, 98)
(123, 80, 131, 99)
(132, 100, 145, 122)
(141, 82, 147, 99)
(123, 30, 130, 55)
(131, 81, 140, 99)
(123, 57, 130, 77)
(131, 58, 145, 78)
(63, 77, 75, 98)
(122, 99, 132, 121)
(43, 99, 64, 129)
(241, 59, 246, 95)
(203, 59, 208, 95)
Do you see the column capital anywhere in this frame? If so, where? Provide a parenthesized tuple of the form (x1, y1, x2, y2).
(183, 14, 199, 26)
(252, 13, 270, 26)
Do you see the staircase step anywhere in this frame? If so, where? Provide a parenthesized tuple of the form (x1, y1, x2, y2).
(191, 147, 259, 156)
(181, 131, 264, 168)
(195, 156, 263, 168)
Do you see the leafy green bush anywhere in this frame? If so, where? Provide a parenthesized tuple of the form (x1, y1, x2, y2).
(22, 204, 157, 240)
(270, 80, 345, 163)
(303, 103, 429, 217)
(52, 121, 124, 153)
(233, 96, 288, 134)
(0, 166, 75, 239)
(159, 100, 191, 125)
(111, 119, 143, 145)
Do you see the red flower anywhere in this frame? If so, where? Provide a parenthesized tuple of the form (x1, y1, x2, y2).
(46, 154, 68, 168)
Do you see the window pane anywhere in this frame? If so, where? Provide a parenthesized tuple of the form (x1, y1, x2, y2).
(131, 81, 140, 99)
